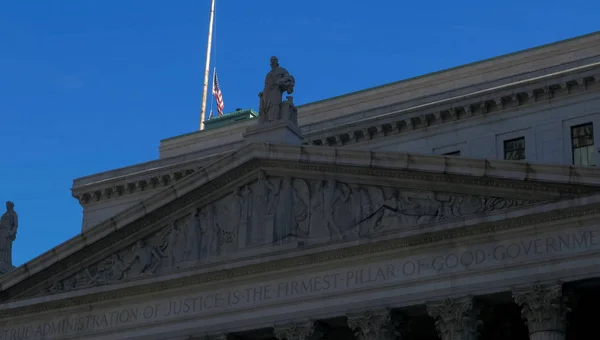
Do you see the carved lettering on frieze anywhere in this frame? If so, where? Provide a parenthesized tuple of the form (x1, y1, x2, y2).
(41, 175, 539, 295)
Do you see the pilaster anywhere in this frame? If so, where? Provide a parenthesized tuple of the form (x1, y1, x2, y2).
(347, 308, 400, 340)
(427, 296, 481, 340)
(513, 282, 570, 340)
(273, 320, 323, 340)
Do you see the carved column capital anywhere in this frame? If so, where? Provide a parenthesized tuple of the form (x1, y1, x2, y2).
(273, 320, 323, 340)
(347, 308, 398, 340)
(427, 296, 481, 340)
(512, 282, 569, 339)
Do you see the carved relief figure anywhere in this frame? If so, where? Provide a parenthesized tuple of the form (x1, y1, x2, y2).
(0, 201, 18, 266)
(163, 223, 180, 269)
(200, 204, 218, 258)
(322, 180, 350, 239)
(42, 177, 539, 295)
(216, 187, 244, 252)
(309, 181, 327, 239)
(370, 187, 403, 234)
(292, 179, 310, 237)
(122, 240, 164, 276)
(258, 56, 296, 124)
(184, 209, 202, 261)
(349, 185, 371, 228)
(250, 171, 277, 245)
(103, 254, 127, 282)
(274, 176, 294, 243)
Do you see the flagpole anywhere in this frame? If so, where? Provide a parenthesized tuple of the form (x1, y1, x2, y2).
(199, 0, 216, 130)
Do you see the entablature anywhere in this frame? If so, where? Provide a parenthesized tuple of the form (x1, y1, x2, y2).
(305, 63, 600, 147)
(71, 151, 232, 206)
(4, 143, 600, 306)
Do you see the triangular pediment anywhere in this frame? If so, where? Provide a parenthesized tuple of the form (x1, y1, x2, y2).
(3, 143, 600, 303)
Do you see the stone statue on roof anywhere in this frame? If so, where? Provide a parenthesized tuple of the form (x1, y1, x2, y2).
(258, 56, 297, 125)
(0, 201, 18, 270)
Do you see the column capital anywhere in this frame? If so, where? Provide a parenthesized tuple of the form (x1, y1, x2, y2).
(427, 296, 481, 340)
(347, 308, 399, 340)
(273, 320, 323, 340)
(512, 282, 570, 336)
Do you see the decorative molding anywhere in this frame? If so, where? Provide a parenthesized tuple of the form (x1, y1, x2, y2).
(37, 175, 539, 296)
(0, 202, 599, 318)
(513, 282, 570, 336)
(273, 321, 323, 340)
(347, 308, 395, 340)
(427, 296, 481, 340)
(9, 156, 593, 302)
(74, 168, 197, 205)
(306, 67, 600, 147)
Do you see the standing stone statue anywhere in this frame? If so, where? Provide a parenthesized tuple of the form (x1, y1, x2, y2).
(0, 201, 18, 272)
(258, 56, 296, 124)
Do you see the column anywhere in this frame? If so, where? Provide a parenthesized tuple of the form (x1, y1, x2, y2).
(346, 308, 401, 340)
(273, 320, 324, 340)
(426, 296, 481, 340)
(512, 282, 569, 340)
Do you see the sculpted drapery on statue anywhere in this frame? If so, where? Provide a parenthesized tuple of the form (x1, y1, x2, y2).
(258, 56, 297, 124)
(0, 201, 18, 267)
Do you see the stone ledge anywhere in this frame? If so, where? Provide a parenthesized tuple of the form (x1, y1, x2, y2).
(1, 202, 599, 320)
(242, 119, 304, 145)
(2, 145, 600, 302)
(297, 32, 600, 124)
(307, 63, 600, 147)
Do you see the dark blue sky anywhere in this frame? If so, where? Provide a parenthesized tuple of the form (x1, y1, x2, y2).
(1, 0, 598, 266)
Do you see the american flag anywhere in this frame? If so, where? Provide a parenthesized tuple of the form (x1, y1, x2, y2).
(212, 68, 225, 116)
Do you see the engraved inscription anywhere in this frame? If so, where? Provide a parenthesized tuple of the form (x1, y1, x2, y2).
(3, 227, 598, 340)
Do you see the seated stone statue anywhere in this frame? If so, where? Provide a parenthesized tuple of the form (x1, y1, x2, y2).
(258, 56, 297, 125)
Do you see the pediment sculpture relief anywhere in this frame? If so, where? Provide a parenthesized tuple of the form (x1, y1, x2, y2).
(42, 172, 537, 295)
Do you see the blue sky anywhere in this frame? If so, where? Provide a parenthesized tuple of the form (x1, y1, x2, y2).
(1, 0, 598, 266)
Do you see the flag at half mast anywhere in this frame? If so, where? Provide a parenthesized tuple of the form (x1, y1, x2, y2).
(212, 68, 225, 116)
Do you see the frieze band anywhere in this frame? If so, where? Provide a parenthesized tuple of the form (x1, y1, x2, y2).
(42, 174, 537, 295)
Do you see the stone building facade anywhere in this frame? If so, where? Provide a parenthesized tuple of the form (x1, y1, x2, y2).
(0, 32, 599, 340)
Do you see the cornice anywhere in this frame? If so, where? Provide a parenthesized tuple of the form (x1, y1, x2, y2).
(305, 63, 600, 147)
(71, 64, 600, 205)
(71, 152, 232, 206)
(1, 202, 599, 318)
(6, 152, 600, 302)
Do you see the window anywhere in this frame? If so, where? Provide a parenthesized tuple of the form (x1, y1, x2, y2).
(571, 123, 595, 166)
(443, 151, 460, 156)
(504, 137, 525, 160)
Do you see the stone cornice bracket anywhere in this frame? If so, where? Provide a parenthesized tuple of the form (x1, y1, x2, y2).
(448, 108, 458, 120)
(273, 320, 323, 340)
(404, 118, 413, 131)
(426, 296, 482, 340)
(347, 308, 396, 340)
(512, 282, 570, 338)
(479, 101, 488, 114)
(464, 105, 473, 116)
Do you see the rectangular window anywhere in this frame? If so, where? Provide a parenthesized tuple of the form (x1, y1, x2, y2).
(443, 151, 460, 156)
(571, 123, 595, 166)
(504, 137, 525, 160)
